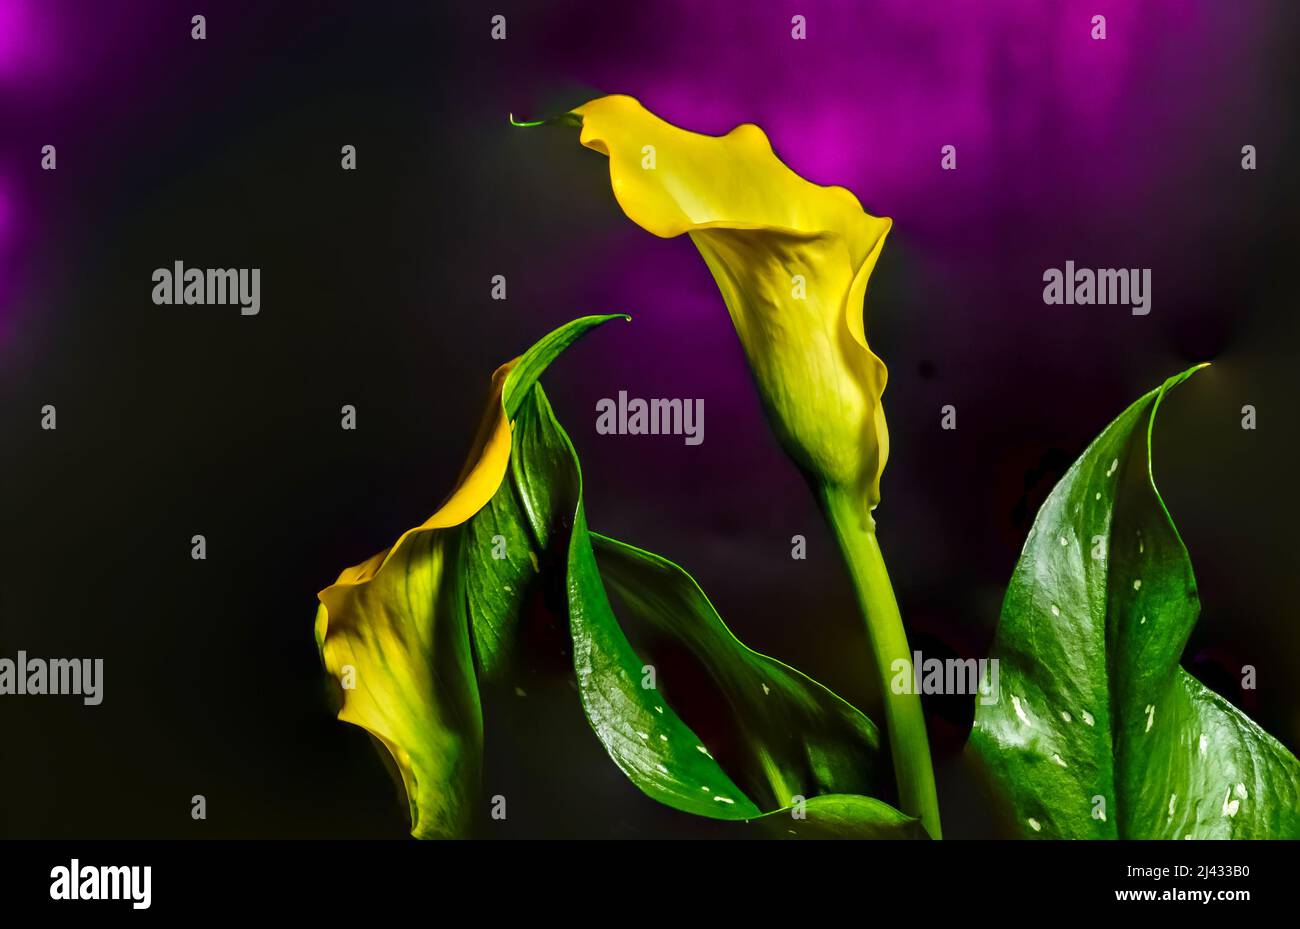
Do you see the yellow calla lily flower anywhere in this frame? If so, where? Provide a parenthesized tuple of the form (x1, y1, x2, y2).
(312, 315, 624, 838)
(551, 99, 940, 837)
(570, 94, 893, 511)
(314, 360, 515, 839)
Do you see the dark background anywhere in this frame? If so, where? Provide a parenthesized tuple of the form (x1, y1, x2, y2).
(1, 1, 1297, 837)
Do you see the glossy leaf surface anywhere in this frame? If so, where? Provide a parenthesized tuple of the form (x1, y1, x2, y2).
(971, 366, 1300, 838)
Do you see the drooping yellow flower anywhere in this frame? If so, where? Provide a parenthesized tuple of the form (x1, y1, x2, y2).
(313, 315, 625, 838)
(569, 94, 893, 511)
(314, 361, 514, 838)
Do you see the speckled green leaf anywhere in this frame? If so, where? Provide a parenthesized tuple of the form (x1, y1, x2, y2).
(970, 365, 1300, 838)
(502, 384, 919, 835)
(593, 533, 886, 812)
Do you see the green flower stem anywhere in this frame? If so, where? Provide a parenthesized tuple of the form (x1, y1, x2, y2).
(822, 486, 942, 839)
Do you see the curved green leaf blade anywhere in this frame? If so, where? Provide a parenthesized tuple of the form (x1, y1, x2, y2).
(592, 533, 885, 811)
(569, 501, 762, 818)
(761, 794, 930, 839)
(503, 313, 630, 418)
(467, 313, 626, 680)
(499, 383, 919, 834)
(970, 365, 1300, 838)
(513, 386, 759, 818)
(464, 476, 541, 682)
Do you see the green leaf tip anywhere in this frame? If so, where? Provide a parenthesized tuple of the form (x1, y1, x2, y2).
(1157, 361, 1210, 396)
(503, 314, 629, 418)
(1146, 362, 1209, 490)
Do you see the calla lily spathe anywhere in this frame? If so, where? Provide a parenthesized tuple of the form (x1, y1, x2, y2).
(312, 314, 626, 838)
(569, 94, 893, 510)
(314, 361, 515, 838)
(552, 98, 940, 837)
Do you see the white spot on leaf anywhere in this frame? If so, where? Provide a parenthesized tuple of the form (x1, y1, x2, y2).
(1012, 695, 1033, 727)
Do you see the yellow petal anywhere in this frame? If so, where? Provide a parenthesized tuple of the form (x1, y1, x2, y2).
(572, 95, 892, 509)
(314, 360, 515, 837)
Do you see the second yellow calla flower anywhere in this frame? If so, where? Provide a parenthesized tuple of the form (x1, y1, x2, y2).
(314, 361, 513, 838)
(313, 315, 625, 838)
(569, 94, 893, 510)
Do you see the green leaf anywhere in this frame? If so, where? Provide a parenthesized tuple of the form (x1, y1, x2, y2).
(758, 794, 929, 839)
(467, 312, 626, 681)
(488, 382, 920, 835)
(503, 313, 630, 418)
(510, 386, 758, 818)
(970, 365, 1300, 838)
(464, 476, 541, 682)
(592, 533, 886, 811)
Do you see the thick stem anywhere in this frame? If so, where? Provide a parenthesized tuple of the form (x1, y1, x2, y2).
(821, 486, 942, 839)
